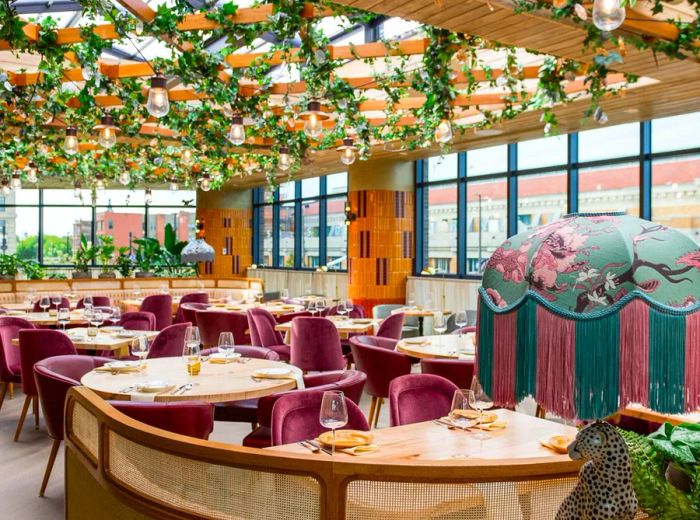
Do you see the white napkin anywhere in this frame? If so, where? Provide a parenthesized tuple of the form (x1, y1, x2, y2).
(130, 392, 157, 403)
(292, 372, 305, 390)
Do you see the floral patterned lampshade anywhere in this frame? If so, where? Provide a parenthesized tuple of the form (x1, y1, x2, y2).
(181, 238, 215, 263)
(477, 212, 700, 420)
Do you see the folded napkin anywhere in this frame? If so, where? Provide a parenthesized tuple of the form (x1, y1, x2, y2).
(253, 370, 305, 390)
(93, 365, 143, 374)
(473, 421, 507, 431)
(130, 392, 157, 403)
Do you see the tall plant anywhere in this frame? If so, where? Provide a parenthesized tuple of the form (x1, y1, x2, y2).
(73, 234, 98, 272)
(98, 235, 116, 273)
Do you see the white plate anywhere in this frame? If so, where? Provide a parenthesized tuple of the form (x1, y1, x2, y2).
(210, 352, 242, 360)
(135, 380, 174, 393)
(105, 361, 140, 369)
(102, 326, 124, 332)
(116, 331, 136, 338)
(404, 338, 429, 345)
(253, 368, 292, 379)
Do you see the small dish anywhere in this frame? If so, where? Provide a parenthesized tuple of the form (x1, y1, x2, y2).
(209, 352, 242, 364)
(135, 380, 175, 393)
(252, 367, 293, 379)
(317, 430, 374, 449)
(540, 434, 574, 454)
(451, 410, 498, 424)
(404, 338, 429, 345)
(352, 319, 372, 325)
(102, 326, 124, 332)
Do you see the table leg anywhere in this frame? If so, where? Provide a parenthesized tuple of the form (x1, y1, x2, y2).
(418, 316, 424, 336)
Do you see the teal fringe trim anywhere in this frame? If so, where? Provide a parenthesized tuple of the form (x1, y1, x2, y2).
(575, 313, 620, 420)
(515, 298, 537, 401)
(478, 287, 700, 320)
(478, 301, 494, 397)
(649, 308, 686, 414)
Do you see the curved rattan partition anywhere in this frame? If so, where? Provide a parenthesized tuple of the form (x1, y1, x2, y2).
(65, 387, 586, 520)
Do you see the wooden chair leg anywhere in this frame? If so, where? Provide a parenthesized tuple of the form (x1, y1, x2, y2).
(0, 382, 7, 412)
(14, 395, 32, 442)
(8, 382, 13, 399)
(39, 439, 61, 497)
(33, 396, 40, 429)
(535, 404, 546, 419)
(367, 396, 377, 428)
(373, 398, 383, 428)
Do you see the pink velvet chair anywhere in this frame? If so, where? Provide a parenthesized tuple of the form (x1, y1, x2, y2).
(452, 325, 476, 335)
(275, 310, 312, 324)
(241, 370, 366, 448)
(0, 317, 35, 412)
(118, 311, 156, 331)
(196, 310, 250, 347)
(139, 294, 173, 330)
(180, 302, 210, 326)
(247, 308, 291, 361)
(33, 296, 70, 312)
(349, 336, 412, 428)
(290, 317, 345, 372)
(376, 312, 405, 340)
(389, 374, 459, 426)
(16, 329, 77, 441)
(174, 293, 210, 324)
(420, 358, 475, 389)
(271, 390, 369, 446)
(147, 322, 191, 358)
(76, 296, 111, 309)
(34, 355, 112, 496)
(110, 401, 214, 440)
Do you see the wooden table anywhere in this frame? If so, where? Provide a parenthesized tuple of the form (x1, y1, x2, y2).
(391, 307, 448, 335)
(12, 328, 158, 357)
(396, 333, 476, 360)
(208, 302, 305, 317)
(618, 404, 700, 426)
(12, 311, 89, 327)
(268, 409, 576, 461)
(275, 317, 377, 339)
(81, 356, 301, 402)
(1, 302, 76, 312)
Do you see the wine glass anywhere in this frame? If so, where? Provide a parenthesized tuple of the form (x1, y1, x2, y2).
(83, 296, 93, 309)
(51, 295, 61, 311)
(320, 390, 348, 456)
(39, 296, 50, 315)
(133, 285, 141, 299)
(468, 377, 495, 440)
(449, 390, 472, 458)
(57, 307, 70, 331)
(307, 299, 318, 317)
(454, 311, 467, 334)
(218, 331, 235, 358)
(281, 288, 290, 302)
(345, 299, 354, 318)
(160, 283, 169, 294)
(433, 312, 447, 345)
(90, 309, 104, 335)
(316, 298, 327, 316)
(255, 290, 263, 305)
(131, 335, 149, 370)
(183, 326, 201, 376)
(111, 306, 121, 324)
(337, 300, 347, 320)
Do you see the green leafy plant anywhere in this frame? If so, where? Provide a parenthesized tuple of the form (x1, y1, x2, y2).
(133, 237, 162, 275)
(0, 253, 20, 277)
(48, 272, 67, 280)
(73, 234, 98, 272)
(97, 235, 116, 273)
(21, 260, 44, 280)
(115, 246, 133, 278)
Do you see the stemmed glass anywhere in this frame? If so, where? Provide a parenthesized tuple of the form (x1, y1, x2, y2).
(345, 299, 354, 318)
(51, 296, 61, 311)
(57, 307, 70, 331)
(111, 306, 121, 324)
(433, 312, 447, 346)
(281, 288, 290, 302)
(337, 300, 348, 321)
(449, 390, 471, 458)
(131, 335, 149, 370)
(320, 390, 348, 456)
(183, 326, 201, 376)
(316, 298, 327, 317)
(90, 309, 104, 335)
(454, 311, 467, 335)
(308, 299, 318, 317)
(39, 296, 50, 315)
(83, 296, 93, 309)
(468, 377, 495, 440)
(133, 285, 141, 299)
(218, 331, 235, 358)
(255, 290, 263, 305)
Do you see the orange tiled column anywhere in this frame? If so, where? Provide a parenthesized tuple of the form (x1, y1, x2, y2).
(196, 189, 253, 278)
(347, 159, 415, 313)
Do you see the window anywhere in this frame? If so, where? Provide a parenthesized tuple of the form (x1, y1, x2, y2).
(426, 183, 458, 274)
(652, 154, 700, 243)
(253, 172, 349, 270)
(518, 135, 567, 170)
(579, 162, 640, 216)
(427, 154, 458, 182)
(467, 178, 507, 274)
(467, 145, 507, 177)
(652, 112, 700, 153)
(517, 171, 568, 232)
(579, 123, 639, 162)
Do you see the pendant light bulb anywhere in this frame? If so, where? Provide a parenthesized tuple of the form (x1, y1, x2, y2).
(63, 127, 79, 155)
(73, 181, 81, 198)
(228, 115, 246, 146)
(26, 162, 38, 183)
(94, 115, 118, 149)
(118, 171, 131, 186)
(10, 172, 21, 190)
(169, 177, 178, 191)
(95, 174, 105, 191)
(146, 75, 170, 118)
(278, 146, 291, 171)
(337, 138, 357, 166)
(181, 149, 192, 165)
(145, 188, 152, 204)
(300, 100, 329, 140)
(434, 119, 453, 144)
(200, 173, 211, 192)
(1, 179, 10, 196)
(592, 0, 625, 31)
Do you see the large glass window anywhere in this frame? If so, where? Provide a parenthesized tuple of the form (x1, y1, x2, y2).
(579, 162, 640, 216)
(0, 188, 195, 270)
(254, 172, 348, 270)
(579, 123, 639, 162)
(467, 145, 507, 177)
(467, 178, 508, 274)
(652, 112, 700, 153)
(652, 154, 700, 242)
(517, 171, 568, 232)
(518, 135, 567, 170)
(427, 183, 458, 274)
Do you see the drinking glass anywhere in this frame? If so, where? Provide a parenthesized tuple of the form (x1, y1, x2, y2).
(133, 285, 141, 298)
(468, 377, 495, 440)
(111, 306, 121, 323)
(345, 299, 354, 318)
(131, 335, 149, 369)
(255, 290, 263, 305)
(281, 288, 290, 301)
(83, 296, 93, 308)
(316, 298, 327, 316)
(454, 311, 468, 334)
(160, 283, 169, 294)
(319, 390, 348, 456)
(337, 300, 347, 320)
(90, 310, 104, 334)
(39, 296, 50, 315)
(57, 307, 70, 331)
(433, 312, 447, 345)
(307, 299, 318, 317)
(183, 326, 201, 376)
(218, 331, 235, 357)
(449, 390, 471, 428)
(51, 296, 61, 310)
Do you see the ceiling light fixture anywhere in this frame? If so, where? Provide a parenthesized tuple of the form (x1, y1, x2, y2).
(93, 114, 119, 149)
(336, 138, 357, 166)
(299, 100, 328, 139)
(63, 127, 79, 155)
(146, 74, 170, 118)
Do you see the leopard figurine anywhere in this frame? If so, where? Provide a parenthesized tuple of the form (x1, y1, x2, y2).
(556, 420, 638, 520)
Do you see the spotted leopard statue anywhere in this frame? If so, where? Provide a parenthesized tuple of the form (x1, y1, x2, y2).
(556, 420, 638, 520)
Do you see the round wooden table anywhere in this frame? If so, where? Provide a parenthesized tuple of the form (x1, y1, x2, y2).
(396, 333, 476, 359)
(81, 357, 300, 402)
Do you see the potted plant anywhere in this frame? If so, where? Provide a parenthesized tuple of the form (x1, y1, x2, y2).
(0, 254, 20, 280)
(133, 237, 161, 278)
(73, 234, 98, 279)
(97, 235, 117, 279)
(115, 247, 133, 278)
(158, 223, 191, 277)
(21, 260, 45, 280)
